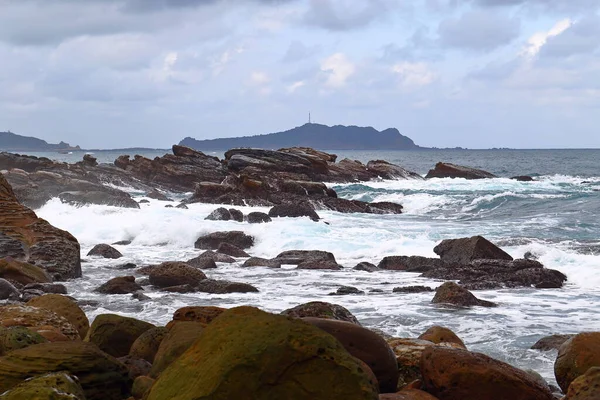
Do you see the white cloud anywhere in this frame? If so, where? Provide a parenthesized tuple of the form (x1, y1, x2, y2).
(250, 71, 270, 85)
(523, 18, 573, 57)
(392, 62, 437, 87)
(287, 80, 306, 93)
(320, 53, 355, 88)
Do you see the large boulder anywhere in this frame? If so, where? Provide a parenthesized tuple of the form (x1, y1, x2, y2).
(87, 243, 123, 259)
(0, 341, 131, 400)
(566, 366, 600, 400)
(147, 262, 207, 288)
(420, 346, 554, 400)
(170, 306, 227, 325)
(303, 317, 399, 393)
(268, 202, 320, 221)
(387, 338, 435, 389)
(0, 304, 80, 340)
(281, 301, 360, 325)
(0, 258, 51, 285)
(0, 174, 81, 280)
(194, 231, 254, 250)
(555, 332, 600, 392)
(0, 326, 47, 356)
(149, 321, 205, 378)
(0, 371, 86, 400)
(86, 314, 155, 358)
(129, 326, 168, 364)
(418, 326, 466, 349)
(425, 162, 497, 179)
(26, 294, 90, 338)
(434, 236, 513, 265)
(275, 249, 336, 265)
(432, 282, 496, 308)
(95, 275, 144, 294)
(146, 306, 379, 400)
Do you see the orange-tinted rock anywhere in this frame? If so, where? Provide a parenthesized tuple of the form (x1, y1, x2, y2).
(27, 294, 89, 338)
(555, 332, 600, 392)
(566, 367, 600, 400)
(418, 326, 466, 349)
(129, 326, 168, 363)
(432, 281, 496, 307)
(388, 338, 435, 389)
(30, 325, 70, 342)
(0, 258, 51, 285)
(0, 304, 80, 340)
(421, 346, 554, 400)
(171, 305, 226, 325)
(149, 321, 205, 378)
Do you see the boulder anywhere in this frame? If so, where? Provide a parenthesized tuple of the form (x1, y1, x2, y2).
(0, 304, 80, 340)
(170, 306, 226, 326)
(217, 242, 250, 257)
(554, 332, 600, 392)
(297, 260, 343, 270)
(184, 255, 218, 269)
(387, 338, 435, 389)
(420, 346, 554, 400)
(87, 243, 123, 259)
(246, 211, 272, 223)
(23, 282, 68, 294)
(146, 190, 171, 201)
(26, 294, 90, 338)
(0, 326, 47, 356)
(129, 327, 168, 364)
(205, 207, 233, 221)
(228, 208, 244, 222)
(149, 321, 205, 378)
(86, 314, 155, 358)
(29, 325, 71, 342)
(378, 256, 445, 272)
(432, 282, 497, 308)
(354, 262, 380, 272)
(532, 334, 575, 351)
(329, 286, 365, 295)
(0, 371, 86, 400)
(0, 278, 19, 300)
(194, 231, 254, 250)
(148, 262, 207, 288)
(425, 162, 497, 179)
(242, 257, 282, 268)
(275, 249, 336, 265)
(95, 276, 143, 294)
(189, 250, 236, 264)
(268, 202, 320, 221)
(303, 317, 399, 393)
(195, 279, 259, 294)
(132, 376, 155, 400)
(418, 326, 466, 349)
(0, 258, 51, 285)
(0, 341, 131, 400)
(0, 174, 81, 280)
(393, 286, 434, 293)
(433, 236, 513, 265)
(118, 355, 152, 380)
(146, 306, 379, 400)
(281, 301, 360, 325)
(566, 366, 600, 400)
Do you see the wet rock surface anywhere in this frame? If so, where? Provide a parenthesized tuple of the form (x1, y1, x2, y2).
(425, 162, 497, 179)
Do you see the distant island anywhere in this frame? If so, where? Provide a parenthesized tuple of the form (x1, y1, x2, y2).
(179, 123, 423, 151)
(0, 131, 80, 152)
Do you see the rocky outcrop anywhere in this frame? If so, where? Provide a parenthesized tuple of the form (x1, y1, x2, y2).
(146, 306, 379, 400)
(434, 236, 513, 265)
(281, 301, 360, 325)
(432, 282, 496, 307)
(425, 162, 497, 179)
(554, 332, 600, 392)
(0, 174, 81, 280)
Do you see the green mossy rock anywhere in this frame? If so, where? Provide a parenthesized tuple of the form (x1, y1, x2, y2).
(0, 341, 130, 400)
(555, 332, 600, 392)
(0, 326, 47, 356)
(147, 306, 379, 400)
(149, 321, 205, 378)
(129, 326, 168, 363)
(27, 294, 90, 338)
(0, 372, 86, 400)
(86, 314, 155, 358)
(132, 376, 155, 400)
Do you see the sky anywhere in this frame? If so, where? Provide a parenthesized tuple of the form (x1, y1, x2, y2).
(0, 0, 599, 149)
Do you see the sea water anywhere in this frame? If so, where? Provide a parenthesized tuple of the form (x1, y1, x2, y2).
(28, 148, 600, 385)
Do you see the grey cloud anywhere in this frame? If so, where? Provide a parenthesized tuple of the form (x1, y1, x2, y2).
(382, 26, 440, 61)
(282, 41, 321, 63)
(472, 0, 600, 12)
(302, 0, 396, 31)
(467, 58, 520, 81)
(539, 16, 600, 59)
(438, 10, 520, 51)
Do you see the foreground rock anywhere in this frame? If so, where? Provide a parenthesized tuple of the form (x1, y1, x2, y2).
(0, 326, 47, 355)
(432, 282, 496, 307)
(170, 306, 226, 326)
(433, 235, 513, 265)
(281, 301, 360, 325)
(129, 326, 168, 364)
(554, 332, 600, 392)
(387, 338, 436, 389)
(0, 257, 51, 285)
(0, 371, 86, 400)
(0, 174, 81, 280)
(425, 162, 497, 179)
(304, 317, 399, 393)
(0, 304, 80, 340)
(418, 326, 466, 349)
(566, 367, 600, 400)
(146, 306, 379, 399)
(149, 321, 205, 378)
(86, 314, 155, 358)
(194, 231, 254, 250)
(0, 341, 131, 400)
(26, 294, 89, 338)
(421, 346, 554, 400)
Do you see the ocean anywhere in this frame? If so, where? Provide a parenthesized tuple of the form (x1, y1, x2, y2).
(24, 148, 600, 385)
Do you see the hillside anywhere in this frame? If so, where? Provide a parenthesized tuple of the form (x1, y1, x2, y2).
(0, 131, 80, 152)
(179, 123, 422, 151)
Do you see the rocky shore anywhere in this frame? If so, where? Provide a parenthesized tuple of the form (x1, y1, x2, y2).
(1, 150, 596, 399)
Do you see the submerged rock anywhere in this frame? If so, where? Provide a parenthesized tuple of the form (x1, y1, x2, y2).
(378, 256, 445, 272)
(354, 262, 380, 272)
(329, 286, 364, 295)
(194, 231, 254, 250)
(432, 282, 496, 308)
(393, 286, 434, 294)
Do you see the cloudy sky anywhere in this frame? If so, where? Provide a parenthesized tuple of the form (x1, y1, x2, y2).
(0, 0, 599, 149)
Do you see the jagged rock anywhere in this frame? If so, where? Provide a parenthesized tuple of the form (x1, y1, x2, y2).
(146, 306, 379, 400)
(194, 231, 254, 250)
(531, 334, 575, 351)
(281, 301, 360, 325)
(59, 190, 140, 208)
(268, 202, 320, 221)
(393, 286, 434, 293)
(216, 242, 250, 257)
(512, 175, 534, 182)
(432, 282, 496, 307)
(246, 211, 272, 223)
(241, 257, 282, 268)
(554, 332, 600, 392)
(434, 235, 513, 265)
(87, 244, 123, 259)
(426, 162, 497, 179)
(378, 255, 445, 272)
(195, 279, 259, 294)
(366, 160, 424, 180)
(86, 314, 155, 358)
(26, 294, 89, 338)
(354, 262, 380, 272)
(95, 276, 144, 295)
(0, 174, 81, 280)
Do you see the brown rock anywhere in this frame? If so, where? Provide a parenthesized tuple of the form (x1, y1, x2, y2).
(418, 326, 466, 349)
(118, 354, 152, 380)
(194, 230, 254, 250)
(268, 202, 320, 221)
(129, 326, 168, 364)
(184, 255, 218, 269)
(532, 334, 575, 351)
(281, 301, 360, 325)
(421, 346, 554, 400)
(432, 282, 497, 307)
(190, 250, 235, 264)
(242, 257, 282, 268)
(87, 243, 123, 259)
(27, 294, 90, 338)
(303, 317, 399, 393)
(0, 371, 86, 400)
(195, 279, 259, 294)
(95, 275, 143, 294)
(0, 304, 80, 340)
(0, 326, 47, 355)
(433, 235, 513, 265)
(555, 332, 600, 392)
(566, 366, 600, 400)
(388, 338, 435, 389)
(148, 261, 207, 288)
(297, 260, 343, 270)
(86, 314, 155, 357)
(30, 325, 71, 342)
(275, 249, 336, 264)
(132, 376, 155, 400)
(150, 321, 205, 378)
(171, 306, 226, 325)
(0, 257, 51, 285)
(217, 242, 250, 257)
(378, 256, 444, 272)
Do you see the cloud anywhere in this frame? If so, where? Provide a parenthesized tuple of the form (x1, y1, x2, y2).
(392, 62, 437, 87)
(320, 53, 356, 88)
(303, 0, 394, 31)
(538, 16, 600, 59)
(522, 18, 572, 57)
(282, 40, 321, 63)
(438, 10, 521, 51)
